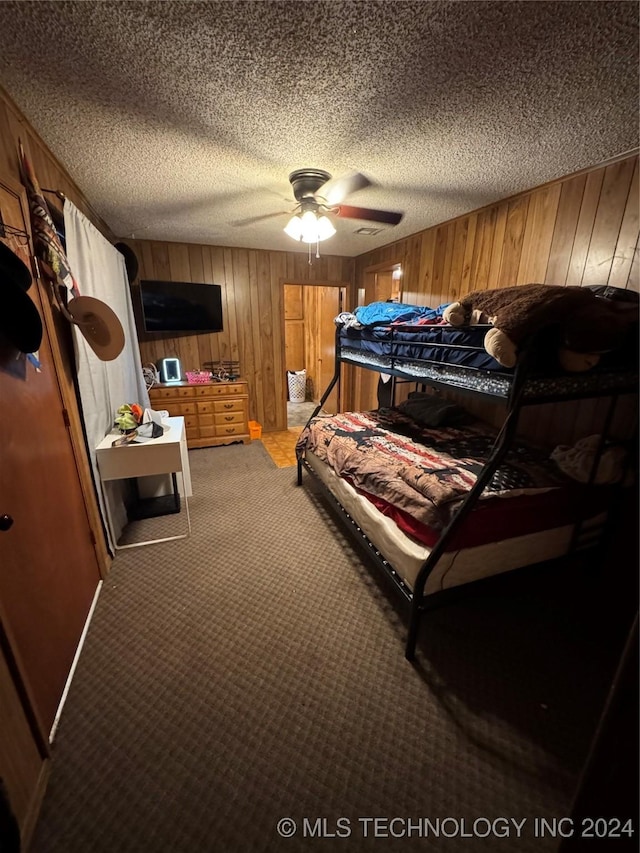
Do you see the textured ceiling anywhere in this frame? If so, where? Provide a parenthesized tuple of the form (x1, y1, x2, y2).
(0, 1, 637, 257)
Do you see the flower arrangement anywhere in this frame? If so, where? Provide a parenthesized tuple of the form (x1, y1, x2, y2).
(115, 403, 144, 433)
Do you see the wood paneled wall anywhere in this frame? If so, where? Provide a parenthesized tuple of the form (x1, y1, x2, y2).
(355, 153, 639, 305)
(130, 240, 354, 432)
(352, 153, 639, 444)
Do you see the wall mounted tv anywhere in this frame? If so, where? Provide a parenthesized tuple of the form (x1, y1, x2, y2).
(139, 280, 224, 334)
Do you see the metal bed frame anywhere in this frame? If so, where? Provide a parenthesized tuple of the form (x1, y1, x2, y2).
(297, 323, 638, 661)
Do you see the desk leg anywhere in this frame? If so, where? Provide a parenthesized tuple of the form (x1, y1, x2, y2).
(184, 491, 191, 536)
(110, 473, 191, 550)
(171, 473, 179, 512)
(101, 482, 120, 555)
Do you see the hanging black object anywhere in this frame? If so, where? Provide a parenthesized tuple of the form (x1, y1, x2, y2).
(0, 241, 43, 353)
(115, 242, 139, 284)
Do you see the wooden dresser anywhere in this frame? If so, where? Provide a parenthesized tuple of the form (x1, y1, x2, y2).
(148, 380, 250, 449)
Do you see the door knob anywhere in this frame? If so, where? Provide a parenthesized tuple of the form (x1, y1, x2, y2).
(0, 514, 14, 532)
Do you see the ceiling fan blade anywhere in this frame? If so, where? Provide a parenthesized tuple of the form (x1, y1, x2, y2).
(232, 210, 290, 227)
(319, 171, 372, 205)
(335, 205, 403, 226)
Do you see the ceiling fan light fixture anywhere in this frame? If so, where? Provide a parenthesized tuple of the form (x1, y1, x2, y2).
(284, 210, 336, 244)
(281, 168, 400, 254)
(300, 210, 321, 243)
(284, 214, 303, 240)
(315, 215, 336, 241)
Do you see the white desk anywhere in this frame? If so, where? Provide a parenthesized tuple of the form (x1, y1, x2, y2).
(95, 417, 192, 549)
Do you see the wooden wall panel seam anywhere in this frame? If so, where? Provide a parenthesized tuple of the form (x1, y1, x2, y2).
(608, 159, 640, 289)
(564, 168, 606, 287)
(544, 174, 587, 286)
(582, 158, 637, 287)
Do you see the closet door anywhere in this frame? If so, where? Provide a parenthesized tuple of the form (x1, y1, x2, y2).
(0, 176, 101, 738)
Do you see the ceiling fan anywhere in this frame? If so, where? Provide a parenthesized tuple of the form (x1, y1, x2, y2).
(235, 168, 403, 254)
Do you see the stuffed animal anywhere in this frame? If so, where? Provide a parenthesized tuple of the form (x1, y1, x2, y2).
(442, 284, 638, 371)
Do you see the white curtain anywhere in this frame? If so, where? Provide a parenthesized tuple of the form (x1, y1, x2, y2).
(63, 201, 149, 550)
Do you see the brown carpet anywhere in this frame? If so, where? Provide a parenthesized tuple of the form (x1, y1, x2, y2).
(30, 441, 624, 852)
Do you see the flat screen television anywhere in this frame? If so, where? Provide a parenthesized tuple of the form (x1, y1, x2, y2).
(139, 280, 224, 333)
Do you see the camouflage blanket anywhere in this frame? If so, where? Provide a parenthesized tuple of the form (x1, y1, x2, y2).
(297, 409, 566, 533)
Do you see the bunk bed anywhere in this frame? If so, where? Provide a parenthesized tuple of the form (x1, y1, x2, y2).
(296, 301, 638, 661)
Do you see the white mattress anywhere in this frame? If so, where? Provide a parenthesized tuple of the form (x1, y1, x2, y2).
(304, 450, 605, 596)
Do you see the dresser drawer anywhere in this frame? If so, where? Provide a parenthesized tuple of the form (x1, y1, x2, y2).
(225, 383, 245, 395)
(213, 399, 245, 414)
(216, 423, 246, 437)
(196, 401, 214, 414)
(175, 402, 196, 415)
(215, 411, 244, 426)
(151, 386, 195, 400)
(163, 403, 183, 416)
(198, 414, 214, 427)
(193, 385, 216, 398)
(205, 384, 236, 397)
(151, 387, 179, 401)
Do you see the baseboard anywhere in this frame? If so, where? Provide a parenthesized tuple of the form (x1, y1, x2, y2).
(49, 580, 103, 743)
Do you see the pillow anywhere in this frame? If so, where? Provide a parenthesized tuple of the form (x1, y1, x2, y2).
(395, 392, 472, 427)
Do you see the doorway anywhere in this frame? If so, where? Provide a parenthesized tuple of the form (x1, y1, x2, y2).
(358, 260, 402, 307)
(283, 282, 348, 427)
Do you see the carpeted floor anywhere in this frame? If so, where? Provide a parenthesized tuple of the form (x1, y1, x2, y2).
(30, 442, 624, 852)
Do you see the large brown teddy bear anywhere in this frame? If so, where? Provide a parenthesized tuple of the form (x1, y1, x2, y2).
(442, 284, 637, 371)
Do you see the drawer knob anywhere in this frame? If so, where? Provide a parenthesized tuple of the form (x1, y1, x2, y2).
(224, 403, 233, 409)
(225, 428, 234, 433)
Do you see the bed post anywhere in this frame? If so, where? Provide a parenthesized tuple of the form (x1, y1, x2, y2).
(405, 346, 534, 661)
(404, 410, 522, 659)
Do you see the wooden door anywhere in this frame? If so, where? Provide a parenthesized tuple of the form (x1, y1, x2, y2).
(316, 286, 342, 414)
(0, 177, 101, 738)
(0, 637, 49, 845)
(284, 284, 305, 371)
(373, 269, 398, 301)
